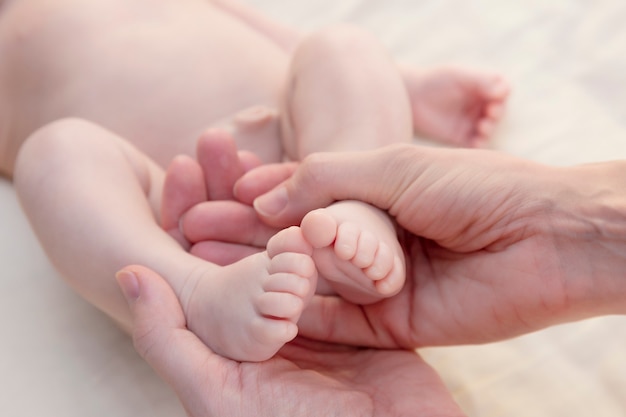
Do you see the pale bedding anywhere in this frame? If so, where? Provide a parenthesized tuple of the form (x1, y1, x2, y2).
(2, 1, 626, 416)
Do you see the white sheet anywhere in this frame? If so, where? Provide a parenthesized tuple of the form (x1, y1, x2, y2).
(2, 1, 626, 416)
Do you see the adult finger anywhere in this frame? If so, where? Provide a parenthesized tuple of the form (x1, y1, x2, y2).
(161, 155, 207, 249)
(297, 296, 387, 347)
(197, 129, 245, 200)
(250, 145, 416, 227)
(238, 150, 264, 173)
(181, 200, 278, 247)
(115, 265, 226, 404)
(234, 162, 298, 205)
(249, 144, 543, 253)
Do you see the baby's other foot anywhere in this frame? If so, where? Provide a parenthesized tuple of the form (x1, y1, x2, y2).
(186, 226, 316, 362)
(301, 200, 405, 305)
(211, 105, 283, 163)
(401, 65, 510, 147)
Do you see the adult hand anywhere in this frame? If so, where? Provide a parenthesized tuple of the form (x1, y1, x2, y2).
(115, 265, 467, 417)
(161, 129, 280, 265)
(233, 144, 626, 347)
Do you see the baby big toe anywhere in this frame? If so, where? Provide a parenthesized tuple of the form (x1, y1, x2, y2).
(250, 317, 298, 350)
(301, 209, 338, 248)
(256, 291, 304, 320)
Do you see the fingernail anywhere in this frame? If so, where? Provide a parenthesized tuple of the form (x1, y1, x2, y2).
(116, 269, 140, 303)
(254, 187, 288, 217)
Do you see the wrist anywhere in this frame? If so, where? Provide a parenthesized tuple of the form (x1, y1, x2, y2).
(546, 161, 626, 318)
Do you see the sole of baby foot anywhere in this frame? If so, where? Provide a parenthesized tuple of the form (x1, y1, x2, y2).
(301, 202, 405, 305)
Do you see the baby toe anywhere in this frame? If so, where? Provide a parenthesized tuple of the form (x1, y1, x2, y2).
(478, 119, 494, 137)
(256, 291, 304, 320)
(488, 78, 511, 101)
(334, 222, 360, 260)
(250, 317, 298, 347)
(364, 242, 394, 281)
(301, 209, 338, 248)
(352, 230, 378, 268)
(487, 102, 504, 119)
(269, 252, 316, 277)
(374, 256, 405, 296)
(262, 272, 312, 299)
(267, 226, 313, 258)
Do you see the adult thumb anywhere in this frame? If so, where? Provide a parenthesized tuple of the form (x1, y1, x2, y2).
(115, 266, 224, 401)
(252, 145, 413, 227)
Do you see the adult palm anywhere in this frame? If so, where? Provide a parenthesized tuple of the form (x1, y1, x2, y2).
(119, 265, 466, 417)
(157, 132, 466, 415)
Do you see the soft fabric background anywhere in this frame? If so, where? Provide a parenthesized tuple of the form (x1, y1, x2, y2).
(2, 0, 625, 415)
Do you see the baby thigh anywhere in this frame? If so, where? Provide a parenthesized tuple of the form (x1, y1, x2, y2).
(13, 118, 196, 329)
(280, 24, 413, 160)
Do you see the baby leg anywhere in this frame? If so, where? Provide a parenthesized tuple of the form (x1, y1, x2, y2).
(212, 2, 509, 149)
(280, 24, 414, 160)
(301, 201, 405, 305)
(15, 118, 316, 362)
(279, 26, 412, 302)
(13, 118, 209, 330)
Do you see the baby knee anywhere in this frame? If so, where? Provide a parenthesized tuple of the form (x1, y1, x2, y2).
(297, 24, 382, 62)
(19, 118, 96, 154)
(14, 118, 100, 180)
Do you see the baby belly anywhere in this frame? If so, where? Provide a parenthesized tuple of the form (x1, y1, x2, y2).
(1, 0, 289, 166)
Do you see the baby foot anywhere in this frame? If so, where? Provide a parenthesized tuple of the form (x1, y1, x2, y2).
(301, 200, 405, 305)
(185, 226, 317, 362)
(211, 105, 283, 163)
(401, 65, 510, 147)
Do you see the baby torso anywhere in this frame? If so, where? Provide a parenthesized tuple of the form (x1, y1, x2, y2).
(0, 0, 289, 175)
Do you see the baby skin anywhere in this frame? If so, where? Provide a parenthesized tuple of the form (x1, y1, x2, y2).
(292, 67, 509, 304)
(290, 68, 508, 303)
(3, 0, 510, 365)
(401, 65, 510, 146)
(179, 49, 508, 309)
(185, 226, 318, 362)
(301, 201, 406, 305)
(171, 62, 510, 317)
(191, 114, 406, 305)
